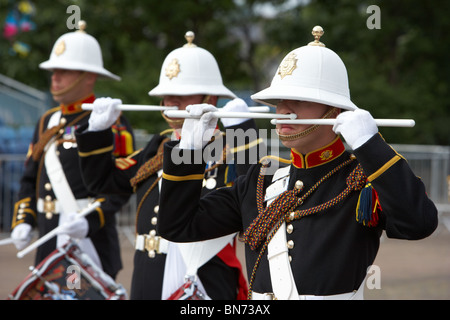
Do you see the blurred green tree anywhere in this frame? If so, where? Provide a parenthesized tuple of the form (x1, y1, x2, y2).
(1, 0, 448, 144)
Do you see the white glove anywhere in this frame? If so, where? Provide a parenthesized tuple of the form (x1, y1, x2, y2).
(88, 97, 122, 132)
(11, 223, 32, 250)
(179, 104, 218, 150)
(57, 216, 89, 239)
(333, 109, 378, 150)
(220, 98, 250, 127)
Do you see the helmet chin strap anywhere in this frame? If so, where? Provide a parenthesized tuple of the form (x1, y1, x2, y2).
(277, 107, 337, 141)
(50, 72, 87, 96)
(161, 110, 185, 127)
(161, 95, 212, 128)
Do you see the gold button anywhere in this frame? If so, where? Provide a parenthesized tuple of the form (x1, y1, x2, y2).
(58, 129, 65, 135)
(294, 180, 303, 190)
(18, 209, 24, 214)
(151, 217, 158, 225)
(17, 214, 24, 220)
(45, 195, 52, 201)
(287, 240, 294, 249)
(19, 203, 26, 208)
(45, 183, 52, 191)
(286, 224, 294, 234)
(153, 205, 159, 214)
(289, 255, 292, 262)
(149, 229, 156, 236)
(289, 212, 295, 220)
(60, 118, 67, 125)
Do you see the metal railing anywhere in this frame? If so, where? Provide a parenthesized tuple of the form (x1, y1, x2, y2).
(0, 154, 27, 231)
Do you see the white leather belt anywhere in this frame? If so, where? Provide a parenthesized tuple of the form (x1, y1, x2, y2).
(135, 232, 169, 257)
(252, 290, 361, 300)
(252, 274, 366, 300)
(37, 198, 90, 214)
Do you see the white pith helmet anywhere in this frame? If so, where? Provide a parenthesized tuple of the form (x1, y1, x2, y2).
(39, 21, 120, 81)
(149, 31, 236, 99)
(251, 26, 357, 110)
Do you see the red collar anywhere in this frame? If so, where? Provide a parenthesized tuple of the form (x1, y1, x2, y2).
(291, 137, 345, 169)
(60, 94, 95, 115)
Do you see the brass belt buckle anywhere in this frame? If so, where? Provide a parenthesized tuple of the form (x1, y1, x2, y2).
(44, 196, 56, 219)
(145, 230, 160, 258)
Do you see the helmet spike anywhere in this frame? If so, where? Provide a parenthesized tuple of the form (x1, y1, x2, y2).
(308, 26, 325, 47)
(183, 31, 197, 48)
(77, 20, 87, 33)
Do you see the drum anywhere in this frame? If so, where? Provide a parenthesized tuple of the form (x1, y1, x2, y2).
(167, 279, 206, 300)
(8, 241, 127, 300)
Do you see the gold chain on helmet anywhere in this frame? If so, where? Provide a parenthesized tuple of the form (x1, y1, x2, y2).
(277, 107, 337, 141)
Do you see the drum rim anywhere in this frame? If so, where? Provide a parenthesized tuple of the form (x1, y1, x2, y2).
(9, 246, 67, 300)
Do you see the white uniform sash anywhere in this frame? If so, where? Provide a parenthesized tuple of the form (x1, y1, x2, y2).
(264, 165, 299, 300)
(44, 111, 102, 268)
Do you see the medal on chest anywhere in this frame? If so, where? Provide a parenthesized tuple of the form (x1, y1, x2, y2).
(61, 125, 78, 149)
(203, 161, 218, 190)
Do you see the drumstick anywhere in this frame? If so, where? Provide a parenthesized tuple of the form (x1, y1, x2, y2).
(0, 238, 14, 246)
(271, 118, 415, 128)
(17, 201, 101, 259)
(247, 106, 271, 113)
(82, 104, 179, 112)
(82, 103, 270, 113)
(164, 110, 297, 120)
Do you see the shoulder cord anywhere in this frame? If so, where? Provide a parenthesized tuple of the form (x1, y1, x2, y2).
(130, 138, 171, 188)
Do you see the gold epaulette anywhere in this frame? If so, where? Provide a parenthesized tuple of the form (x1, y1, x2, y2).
(129, 138, 170, 187)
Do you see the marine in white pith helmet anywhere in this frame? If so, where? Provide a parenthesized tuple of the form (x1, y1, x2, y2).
(10, 21, 135, 284)
(154, 26, 438, 302)
(76, 30, 253, 300)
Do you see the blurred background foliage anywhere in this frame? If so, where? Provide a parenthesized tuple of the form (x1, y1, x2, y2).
(1, 0, 449, 145)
